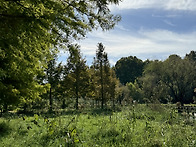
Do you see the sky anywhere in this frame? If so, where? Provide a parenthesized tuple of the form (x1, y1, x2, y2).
(60, 0, 196, 66)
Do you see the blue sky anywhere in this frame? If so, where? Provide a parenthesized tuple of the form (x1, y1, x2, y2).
(60, 0, 196, 66)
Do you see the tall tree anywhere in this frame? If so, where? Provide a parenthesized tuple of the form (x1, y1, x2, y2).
(0, 0, 121, 110)
(64, 44, 89, 110)
(93, 43, 110, 109)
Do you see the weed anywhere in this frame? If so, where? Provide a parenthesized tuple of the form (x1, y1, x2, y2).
(0, 104, 195, 146)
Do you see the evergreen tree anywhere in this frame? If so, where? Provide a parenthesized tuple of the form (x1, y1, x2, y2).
(64, 44, 89, 110)
(93, 43, 115, 109)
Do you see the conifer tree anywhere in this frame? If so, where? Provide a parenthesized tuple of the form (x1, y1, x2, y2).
(65, 45, 89, 110)
(93, 43, 111, 109)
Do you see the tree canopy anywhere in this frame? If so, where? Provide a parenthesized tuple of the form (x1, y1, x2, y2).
(140, 54, 196, 104)
(115, 56, 144, 85)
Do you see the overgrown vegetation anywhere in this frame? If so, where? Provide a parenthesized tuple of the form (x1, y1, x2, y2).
(0, 105, 195, 146)
(1, 1, 196, 146)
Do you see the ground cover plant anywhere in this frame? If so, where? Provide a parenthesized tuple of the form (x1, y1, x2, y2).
(0, 104, 195, 147)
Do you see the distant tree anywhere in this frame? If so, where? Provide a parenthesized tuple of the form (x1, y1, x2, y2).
(93, 43, 114, 109)
(185, 51, 196, 100)
(141, 55, 196, 104)
(140, 60, 168, 103)
(64, 45, 89, 110)
(93, 43, 108, 109)
(115, 56, 144, 85)
(108, 69, 119, 108)
(162, 55, 196, 104)
(185, 51, 196, 62)
(116, 83, 130, 105)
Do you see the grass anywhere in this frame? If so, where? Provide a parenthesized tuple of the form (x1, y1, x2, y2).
(0, 104, 195, 147)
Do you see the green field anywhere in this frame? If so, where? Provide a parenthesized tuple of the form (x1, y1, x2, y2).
(0, 104, 195, 147)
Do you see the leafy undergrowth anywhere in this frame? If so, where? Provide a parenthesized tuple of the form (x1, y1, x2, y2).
(0, 105, 195, 147)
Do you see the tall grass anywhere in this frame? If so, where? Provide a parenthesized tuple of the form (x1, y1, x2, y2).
(0, 104, 195, 146)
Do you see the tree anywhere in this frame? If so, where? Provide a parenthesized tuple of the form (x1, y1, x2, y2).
(115, 56, 144, 85)
(0, 0, 121, 110)
(140, 60, 167, 103)
(140, 55, 196, 104)
(45, 55, 63, 111)
(64, 44, 89, 110)
(162, 55, 196, 104)
(92, 43, 111, 109)
(107, 69, 119, 108)
(0, 0, 121, 45)
(185, 51, 196, 62)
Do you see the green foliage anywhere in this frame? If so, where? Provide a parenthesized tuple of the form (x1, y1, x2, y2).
(115, 56, 145, 85)
(127, 81, 143, 103)
(162, 54, 196, 103)
(42, 54, 63, 111)
(140, 53, 196, 104)
(0, 0, 121, 111)
(185, 51, 196, 62)
(115, 83, 131, 105)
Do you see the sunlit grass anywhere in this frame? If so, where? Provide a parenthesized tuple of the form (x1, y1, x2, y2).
(0, 104, 195, 146)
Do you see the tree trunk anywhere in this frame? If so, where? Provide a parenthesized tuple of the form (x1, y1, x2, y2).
(113, 98, 115, 109)
(49, 87, 53, 112)
(0, 108, 2, 117)
(100, 61, 104, 109)
(75, 68, 79, 110)
(23, 103, 27, 113)
(3, 103, 8, 113)
(62, 99, 66, 109)
(75, 89, 79, 110)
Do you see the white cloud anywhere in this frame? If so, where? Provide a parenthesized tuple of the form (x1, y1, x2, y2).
(78, 29, 196, 64)
(163, 20, 176, 27)
(110, 0, 196, 11)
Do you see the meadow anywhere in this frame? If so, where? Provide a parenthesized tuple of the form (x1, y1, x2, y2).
(0, 104, 195, 147)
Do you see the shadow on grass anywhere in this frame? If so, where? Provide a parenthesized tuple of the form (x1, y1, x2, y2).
(89, 107, 122, 116)
(0, 106, 122, 119)
(40, 107, 122, 117)
(0, 122, 12, 139)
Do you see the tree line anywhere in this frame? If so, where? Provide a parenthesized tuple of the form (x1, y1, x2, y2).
(40, 43, 119, 111)
(1, 40, 195, 112)
(115, 51, 196, 105)
(1, 0, 195, 113)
